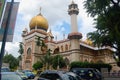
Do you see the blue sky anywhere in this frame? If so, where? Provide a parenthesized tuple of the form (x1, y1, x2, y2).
(1, 0, 95, 57)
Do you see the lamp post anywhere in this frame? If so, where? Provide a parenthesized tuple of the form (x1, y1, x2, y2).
(0, 0, 14, 79)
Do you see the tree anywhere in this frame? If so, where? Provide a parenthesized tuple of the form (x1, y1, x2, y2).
(35, 36, 66, 69)
(84, 0, 120, 66)
(40, 49, 53, 70)
(18, 42, 24, 60)
(36, 36, 47, 53)
(52, 55, 66, 69)
(33, 61, 43, 70)
(3, 54, 19, 70)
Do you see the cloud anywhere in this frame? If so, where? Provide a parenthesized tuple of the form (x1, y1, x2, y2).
(14, 0, 95, 41)
(0, 42, 19, 57)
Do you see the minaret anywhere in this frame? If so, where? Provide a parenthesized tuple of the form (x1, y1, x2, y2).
(68, 0, 79, 32)
(68, 1, 82, 62)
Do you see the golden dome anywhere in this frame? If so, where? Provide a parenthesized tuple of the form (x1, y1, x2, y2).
(84, 39, 93, 45)
(29, 14, 48, 31)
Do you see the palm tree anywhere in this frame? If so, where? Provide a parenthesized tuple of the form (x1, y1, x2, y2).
(35, 36, 47, 53)
(36, 36, 53, 69)
(52, 55, 66, 69)
(40, 49, 53, 70)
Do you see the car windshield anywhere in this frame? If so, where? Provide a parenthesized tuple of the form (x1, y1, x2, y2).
(18, 72, 26, 76)
(2, 74, 22, 80)
(25, 71, 33, 74)
(94, 69, 101, 73)
(65, 72, 80, 80)
(62, 74, 71, 80)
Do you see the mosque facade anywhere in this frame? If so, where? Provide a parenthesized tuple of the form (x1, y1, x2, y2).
(21, 1, 116, 70)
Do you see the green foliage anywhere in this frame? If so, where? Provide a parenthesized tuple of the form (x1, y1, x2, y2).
(35, 36, 66, 69)
(84, 0, 111, 17)
(18, 42, 24, 60)
(3, 54, 19, 70)
(33, 61, 43, 70)
(52, 55, 66, 69)
(40, 49, 53, 69)
(18, 42, 24, 55)
(84, 0, 120, 65)
(36, 36, 46, 47)
(70, 61, 112, 72)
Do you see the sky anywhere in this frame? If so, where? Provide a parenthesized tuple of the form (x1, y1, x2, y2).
(1, 0, 96, 57)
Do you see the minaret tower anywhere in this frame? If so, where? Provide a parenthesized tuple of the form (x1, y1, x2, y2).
(68, 1, 82, 62)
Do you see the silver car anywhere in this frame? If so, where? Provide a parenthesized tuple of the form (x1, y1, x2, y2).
(1, 72, 23, 80)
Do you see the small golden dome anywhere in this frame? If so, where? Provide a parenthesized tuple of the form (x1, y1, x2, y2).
(84, 39, 93, 45)
(29, 14, 48, 31)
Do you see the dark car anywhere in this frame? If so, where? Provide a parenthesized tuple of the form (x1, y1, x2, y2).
(65, 72, 82, 80)
(1, 72, 22, 80)
(22, 70, 32, 73)
(24, 71, 35, 79)
(22, 70, 35, 79)
(38, 70, 82, 80)
(70, 68, 102, 80)
(37, 77, 50, 80)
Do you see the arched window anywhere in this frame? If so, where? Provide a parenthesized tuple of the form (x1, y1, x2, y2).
(61, 46, 63, 52)
(27, 48, 31, 58)
(84, 59, 88, 62)
(65, 44, 68, 51)
(53, 47, 59, 54)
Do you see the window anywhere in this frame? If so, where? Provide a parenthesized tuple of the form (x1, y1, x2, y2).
(40, 73, 60, 80)
(26, 48, 31, 58)
(65, 44, 68, 51)
(61, 46, 63, 52)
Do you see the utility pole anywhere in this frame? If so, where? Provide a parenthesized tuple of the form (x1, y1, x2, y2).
(0, 0, 14, 79)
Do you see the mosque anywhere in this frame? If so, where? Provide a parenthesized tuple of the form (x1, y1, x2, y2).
(21, 1, 116, 70)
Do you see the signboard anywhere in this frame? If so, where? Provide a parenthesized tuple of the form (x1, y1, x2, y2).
(0, 0, 5, 22)
(0, 2, 19, 42)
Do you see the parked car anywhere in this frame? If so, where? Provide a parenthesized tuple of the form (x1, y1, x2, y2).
(1, 72, 22, 80)
(1, 67, 10, 72)
(70, 68, 102, 80)
(24, 71, 35, 79)
(22, 70, 35, 79)
(37, 77, 50, 80)
(65, 72, 82, 80)
(38, 70, 82, 80)
(16, 72, 28, 80)
(22, 70, 32, 73)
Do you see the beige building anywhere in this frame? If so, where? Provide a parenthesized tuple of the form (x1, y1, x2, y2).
(21, 1, 116, 70)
